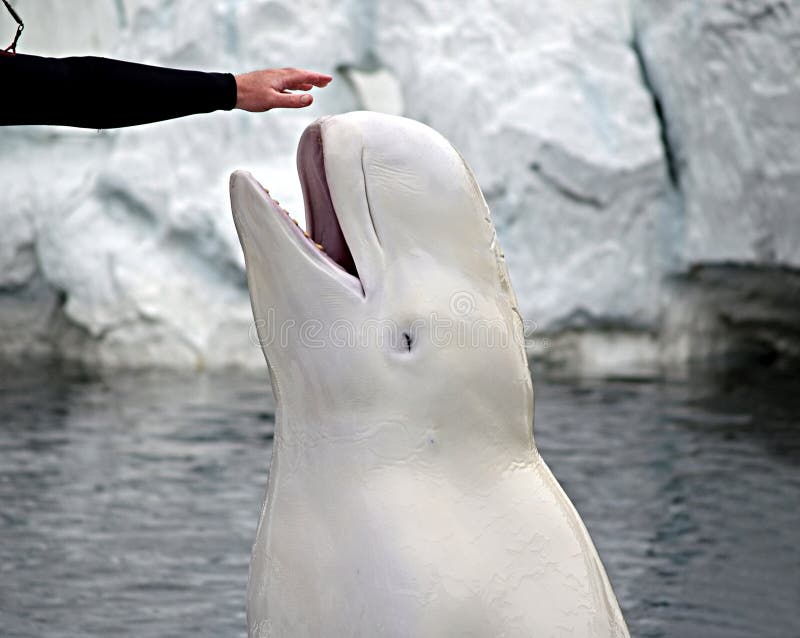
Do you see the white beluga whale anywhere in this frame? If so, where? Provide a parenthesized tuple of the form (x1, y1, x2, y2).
(230, 111, 629, 637)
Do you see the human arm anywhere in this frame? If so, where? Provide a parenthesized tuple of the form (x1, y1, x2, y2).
(0, 54, 331, 129)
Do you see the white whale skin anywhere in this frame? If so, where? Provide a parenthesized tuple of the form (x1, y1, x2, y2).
(230, 111, 629, 638)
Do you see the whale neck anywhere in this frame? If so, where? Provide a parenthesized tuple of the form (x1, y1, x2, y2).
(270, 398, 536, 485)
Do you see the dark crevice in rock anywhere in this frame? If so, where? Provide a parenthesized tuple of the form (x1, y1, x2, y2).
(714, 1, 791, 34)
(630, 29, 680, 190)
(113, 0, 128, 28)
(528, 162, 604, 208)
(97, 180, 158, 227)
(165, 226, 249, 291)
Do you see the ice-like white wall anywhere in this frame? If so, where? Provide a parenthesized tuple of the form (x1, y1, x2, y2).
(0, 0, 797, 373)
(634, 0, 800, 267)
(631, 0, 800, 373)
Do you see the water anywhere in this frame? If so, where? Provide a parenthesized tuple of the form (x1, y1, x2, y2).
(1, 365, 798, 637)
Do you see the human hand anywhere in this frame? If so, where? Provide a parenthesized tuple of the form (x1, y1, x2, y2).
(234, 67, 332, 111)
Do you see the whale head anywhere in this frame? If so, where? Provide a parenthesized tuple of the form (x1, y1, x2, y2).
(230, 111, 533, 461)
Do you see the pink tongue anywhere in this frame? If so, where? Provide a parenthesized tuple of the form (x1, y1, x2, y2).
(297, 123, 358, 277)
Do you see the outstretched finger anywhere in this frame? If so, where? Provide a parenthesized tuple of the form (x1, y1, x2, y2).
(271, 91, 313, 109)
(282, 68, 332, 88)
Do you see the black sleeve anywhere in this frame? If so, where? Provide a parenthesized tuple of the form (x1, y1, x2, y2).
(0, 53, 238, 129)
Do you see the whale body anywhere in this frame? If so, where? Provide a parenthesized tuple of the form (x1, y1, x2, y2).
(230, 112, 629, 637)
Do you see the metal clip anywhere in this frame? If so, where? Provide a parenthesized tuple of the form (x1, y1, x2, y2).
(2, 0, 24, 54)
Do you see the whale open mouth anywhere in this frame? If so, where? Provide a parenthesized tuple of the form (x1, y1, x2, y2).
(240, 121, 361, 291)
(231, 117, 369, 299)
(239, 122, 363, 294)
(297, 122, 359, 279)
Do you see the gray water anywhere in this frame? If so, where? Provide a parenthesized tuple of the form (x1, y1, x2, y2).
(0, 365, 798, 637)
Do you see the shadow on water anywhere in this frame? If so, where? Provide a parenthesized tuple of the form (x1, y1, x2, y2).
(0, 363, 798, 637)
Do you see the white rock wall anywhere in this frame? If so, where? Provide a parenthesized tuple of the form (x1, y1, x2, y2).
(0, 0, 797, 372)
(631, 0, 800, 373)
(633, 0, 800, 267)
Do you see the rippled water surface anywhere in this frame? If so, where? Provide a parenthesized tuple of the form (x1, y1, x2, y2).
(1, 366, 798, 637)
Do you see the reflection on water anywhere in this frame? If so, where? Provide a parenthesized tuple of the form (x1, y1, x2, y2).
(0, 365, 798, 637)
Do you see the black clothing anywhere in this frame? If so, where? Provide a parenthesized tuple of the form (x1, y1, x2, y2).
(0, 53, 237, 129)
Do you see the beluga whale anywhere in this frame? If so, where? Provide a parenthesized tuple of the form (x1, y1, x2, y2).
(230, 111, 629, 637)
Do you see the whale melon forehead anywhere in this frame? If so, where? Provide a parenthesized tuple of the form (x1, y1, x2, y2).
(325, 112, 500, 286)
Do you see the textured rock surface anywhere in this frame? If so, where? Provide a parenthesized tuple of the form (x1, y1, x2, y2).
(634, 0, 800, 267)
(0, 0, 797, 372)
(632, 0, 800, 373)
